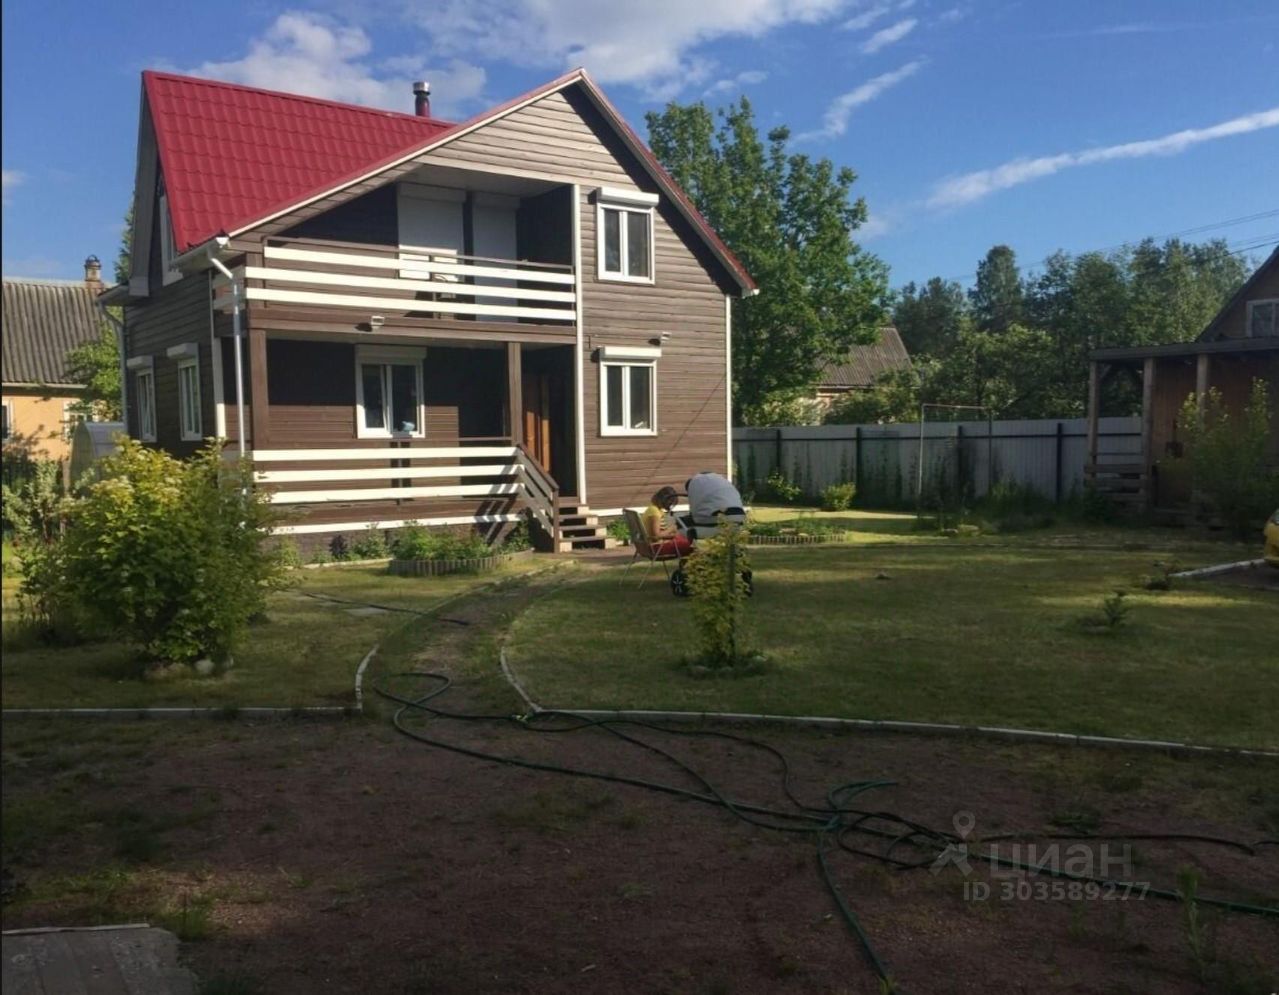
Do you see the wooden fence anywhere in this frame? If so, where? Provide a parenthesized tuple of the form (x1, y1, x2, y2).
(733, 417, 1142, 507)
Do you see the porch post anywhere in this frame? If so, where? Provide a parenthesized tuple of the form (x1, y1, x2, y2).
(507, 341, 523, 446)
(1085, 359, 1100, 485)
(1140, 357, 1155, 510)
(1195, 352, 1211, 427)
(249, 323, 269, 448)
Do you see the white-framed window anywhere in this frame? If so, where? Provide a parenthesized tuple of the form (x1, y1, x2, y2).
(136, 369, 156, 442)
(596, 188, 657, 284)
(159, 189, 181, 286)
(1246, 299, 1277, 338)
(178, 358, 202, 441)
(1, 399, 12, 440)
(355, 346, 425, 438)
(600, 360, 657, 436)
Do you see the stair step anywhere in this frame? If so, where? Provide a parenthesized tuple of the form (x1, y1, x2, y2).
(561, 524, 606, 537)
(557, 515, 599, 527)
(554, 535, 621, 552)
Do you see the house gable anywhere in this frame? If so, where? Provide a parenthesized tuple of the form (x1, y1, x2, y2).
(1197, 246, 1279, 342)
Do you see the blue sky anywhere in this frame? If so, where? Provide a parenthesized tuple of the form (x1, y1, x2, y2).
(3, 0, 1277, 289)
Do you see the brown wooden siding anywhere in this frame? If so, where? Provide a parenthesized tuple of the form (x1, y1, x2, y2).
(124, 273, 217, 457)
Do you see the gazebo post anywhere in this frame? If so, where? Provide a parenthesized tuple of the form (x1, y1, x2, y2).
(1085, 360, 1100, 487)
(1140, 357, 1156, 510)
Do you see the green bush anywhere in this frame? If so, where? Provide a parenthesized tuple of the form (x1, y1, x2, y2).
(350, 526, 389, 560)
(2, 458, 64, 542)
(47, 439, 286, 665)
(819, 481, 856, 511)
(685, 519, 755, 669)
(762, 468, 802, 504)
(606, 518, 632, 544)
(502, 521, 533, 552)
(391, 524, 491, 562)
(1178, 379, 1279, 537)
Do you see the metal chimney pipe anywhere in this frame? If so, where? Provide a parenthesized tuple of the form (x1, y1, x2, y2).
(413, 81, 431, 117)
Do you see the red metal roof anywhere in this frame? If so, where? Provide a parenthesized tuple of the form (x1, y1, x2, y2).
(143, 71, 453, 251)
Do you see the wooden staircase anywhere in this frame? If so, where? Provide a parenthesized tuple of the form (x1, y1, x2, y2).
(553, 503, 621, 553)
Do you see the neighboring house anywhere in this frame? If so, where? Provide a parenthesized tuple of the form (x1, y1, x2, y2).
(1085, 245, 1279, 511)
(101, 70, 755, 551)
(813, 326, 910, 408)
(2, 258, 105, 462)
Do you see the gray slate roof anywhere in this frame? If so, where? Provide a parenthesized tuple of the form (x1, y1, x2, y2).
(816, 326, 911, 389)
(2, 278, 100, 386)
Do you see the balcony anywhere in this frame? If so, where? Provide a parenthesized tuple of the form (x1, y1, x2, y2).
(214, 235, 577, 328)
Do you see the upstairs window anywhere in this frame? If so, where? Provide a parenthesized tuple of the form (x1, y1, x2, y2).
(596, 188, 656, 283)
(159, 189, 181, 285)
(1247, 299, 1277, 338)
(356, 347, 425, 438)
(136, 369, 156, 442)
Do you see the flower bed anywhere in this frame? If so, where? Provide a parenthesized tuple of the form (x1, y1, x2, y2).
(387, 548, 534, 577)
(745, 531, 854, 546)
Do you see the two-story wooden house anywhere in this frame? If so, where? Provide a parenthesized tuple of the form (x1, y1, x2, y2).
(103, 69, 755, 551)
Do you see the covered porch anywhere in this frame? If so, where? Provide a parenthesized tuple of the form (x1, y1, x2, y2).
(217, 324, 580, 547)
(1085, 338, 1279, 512)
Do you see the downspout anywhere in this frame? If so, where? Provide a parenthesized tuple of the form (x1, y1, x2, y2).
(207, 248, 247, 460)
(95, 300, 128, 432)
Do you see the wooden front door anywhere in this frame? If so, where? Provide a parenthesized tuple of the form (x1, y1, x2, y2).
(522, 371, 552, 471)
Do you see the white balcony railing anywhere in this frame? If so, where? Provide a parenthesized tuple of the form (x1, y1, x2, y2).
(214, 237, 576, 324)
(245, 444, 558, 542)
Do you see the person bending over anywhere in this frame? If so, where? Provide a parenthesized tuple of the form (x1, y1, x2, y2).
(642, 486, 693, 557)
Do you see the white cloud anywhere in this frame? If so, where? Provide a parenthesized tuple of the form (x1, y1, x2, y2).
(1, 169, 23, 206)
(796, 58, 925, 141)
(190, 12, 487, 116)
(841, 4, 890, 31)
(927, 106, 1279, 209)
(936, 7, 966, 24)
(411, 0, 847, 99)
(861, 17, 917, 53)
(703, 69, 768, 98)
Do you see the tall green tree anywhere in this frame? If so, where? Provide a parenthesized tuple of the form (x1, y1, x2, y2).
(969, 245, 1024, 333)
(893, 277, 966, 355)
(646, 98, 889, 423)
(67, 205, 133, 421)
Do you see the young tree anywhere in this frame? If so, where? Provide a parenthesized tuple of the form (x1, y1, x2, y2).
(969, 245, 1024, 333)
(65, 324, 122, 421)
(646, 98, 889, 422)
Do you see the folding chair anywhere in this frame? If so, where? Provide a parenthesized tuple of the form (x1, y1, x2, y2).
(620, 508, 683, 587)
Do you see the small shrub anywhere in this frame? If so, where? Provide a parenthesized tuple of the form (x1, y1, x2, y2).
(391, 525, 491, 562)
(2, 458, 65, 542)
(502, 521, 533, 552)
(1101, 590, 1130, 628)
(276, 538, 303, 571)
(820, 481, 856, 511)
(684, 518, 756, 669)
(606, 518, 631, 544)
(1140, 560, 1180, 591)
(762, 468, 802, 504)
(350, 526, 389, 560)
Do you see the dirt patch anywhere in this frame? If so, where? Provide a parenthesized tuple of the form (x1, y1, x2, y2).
(3, 573, 1277, 994)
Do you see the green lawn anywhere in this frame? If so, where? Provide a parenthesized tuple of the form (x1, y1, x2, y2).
(1, 560, 544, 710)
(506, 542, 1279, 749)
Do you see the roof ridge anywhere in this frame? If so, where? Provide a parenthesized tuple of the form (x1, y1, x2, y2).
(1, 276, 94, 287)
(142, 69, 455, 127)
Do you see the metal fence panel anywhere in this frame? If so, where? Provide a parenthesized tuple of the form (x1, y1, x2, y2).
(733, 417, 1141, 506)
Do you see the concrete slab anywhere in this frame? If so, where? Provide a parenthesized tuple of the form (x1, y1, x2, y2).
(2, 926, 195, 995)
(343, 606, 391, 617)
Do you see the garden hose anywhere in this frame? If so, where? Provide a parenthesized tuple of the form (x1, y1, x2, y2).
(373, 671, 1279, 992)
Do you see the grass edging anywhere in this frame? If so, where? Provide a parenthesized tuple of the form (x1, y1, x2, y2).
(496, 646, 1279, 760)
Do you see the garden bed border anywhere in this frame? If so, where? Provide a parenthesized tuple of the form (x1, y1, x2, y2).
(387, 548, 534, 577)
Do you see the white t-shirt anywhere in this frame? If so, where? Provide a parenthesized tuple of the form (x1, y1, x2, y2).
(686, 473, 745, 525)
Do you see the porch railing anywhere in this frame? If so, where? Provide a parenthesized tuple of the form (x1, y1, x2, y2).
(247, 444, 559, 543)
(214, 236, 576, 324)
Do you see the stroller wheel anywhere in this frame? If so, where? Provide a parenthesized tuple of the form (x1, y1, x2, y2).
(742, 569, 754, 597)
(670, 568, 690, 597)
